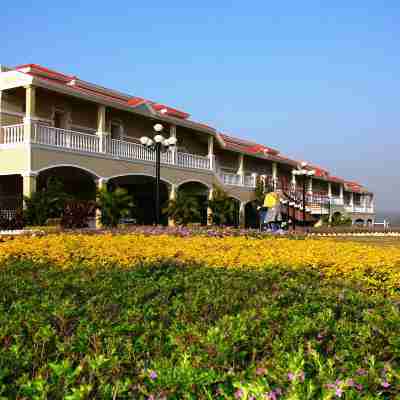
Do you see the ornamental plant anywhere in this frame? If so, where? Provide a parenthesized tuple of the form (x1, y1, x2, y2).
(163, 191, 201, 225)
(60, 200, 97, 229)
(23, 177, 71, 226)
(96, 186, 134, 228)
(207, 185, 237, 226)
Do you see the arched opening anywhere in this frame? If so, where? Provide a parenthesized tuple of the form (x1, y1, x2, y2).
(178, 181, 209, 225)
(245, 201, 259, 229)
(108, 175, 170, 226)
(367, 219, 373, 226)
(38, 166, 97, 201)
(354, 218, 365, 226)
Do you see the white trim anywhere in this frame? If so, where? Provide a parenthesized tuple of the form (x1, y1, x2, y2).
(106, 173, 173, 186)
(176, 179, 211, 190)
(32, 163, 100, 178)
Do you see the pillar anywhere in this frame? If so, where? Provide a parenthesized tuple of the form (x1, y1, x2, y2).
(307, 177, 313, 195)
(170, 125, 177, 165)
(272, 162, 278, 190)
(291, 172, 297, 195)
(168, 184, 177, 227)
(95, 177, 108, 228)
(237, 154, 244, 185)
(239, 201, 246, 228)
(24, 85, 36, 143)
(349, 192, 354, 210)
(22, 172, 37, 208)
(207, 187, 214, 226)
(339, 184, 344, 203)
(208, 136, 214, 170)
(328, 182, 332, 198)
(0, 90, 3, 143)
(97, 105, 108, 152)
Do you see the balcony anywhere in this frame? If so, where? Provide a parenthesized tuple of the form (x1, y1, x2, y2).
(218, 172, 257, 188)
(0, 123, 212, 171)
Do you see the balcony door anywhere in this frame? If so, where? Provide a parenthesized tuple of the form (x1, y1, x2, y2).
(53, 110, 69, 130)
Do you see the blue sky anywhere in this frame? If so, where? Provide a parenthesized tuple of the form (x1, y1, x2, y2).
(1, 1, 399, 214)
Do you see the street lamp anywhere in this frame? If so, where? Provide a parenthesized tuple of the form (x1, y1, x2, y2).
(140, 124, 177, 225)
(292, 163, 315, 227)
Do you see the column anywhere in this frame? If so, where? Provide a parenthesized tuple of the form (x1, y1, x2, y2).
(24, 85, 36, 143)
(307, 177, 313, 194)
(291, 172, 297, 195)
(237, 154, 244, 185)
(239, 201, 246, 228)
(272, 162, 278, 190)
(327, 182, 333, 222)
(97, 105, 108, 152)
(22, 172, 37, 208)
(0, 90, 3, 143)
(168, 184, 177, 227)
(207, 187, 213, 226)
(208, 135, 214, 170)
(328, 182, 332, 198)
(349, 191, 354, 211)
(170, 125, 177, 165)
(95, 177, 108, 228)
(339, 184, 344, 204)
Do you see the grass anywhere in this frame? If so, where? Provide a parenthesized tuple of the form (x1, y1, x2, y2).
(0, 260, 399, 399)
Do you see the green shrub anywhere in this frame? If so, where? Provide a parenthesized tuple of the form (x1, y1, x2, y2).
(163, 192, 201, 225)
(24, 178, 71, 226)
(97, 187, 134, 228)
(208, 185, 236, 226)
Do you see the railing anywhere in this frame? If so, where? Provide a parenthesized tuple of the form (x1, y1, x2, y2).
(1, 124, 25, 144)
(0, 123, 212, 171)
(330, 197, 344, 206)
(220, 172, 242, 186)
(244, 175, 256, 188)
(176, 152, 210, 170)
(32, 124, 100, 153)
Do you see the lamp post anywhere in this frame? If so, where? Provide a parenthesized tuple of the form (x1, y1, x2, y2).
(292, 162, 315, 228)
(140, 124, 177, 225)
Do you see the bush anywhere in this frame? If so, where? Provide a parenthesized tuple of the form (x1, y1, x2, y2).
(60, 200, 97, 229)
(163, 192, 201, 225)
(97, 187, 134, 228)
(24, 178, 71, 226)
(208, 185, 237, 226)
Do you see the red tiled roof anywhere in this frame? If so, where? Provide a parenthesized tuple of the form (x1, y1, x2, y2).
(220, 133, 280, 156)
(150, 103, 190, 119)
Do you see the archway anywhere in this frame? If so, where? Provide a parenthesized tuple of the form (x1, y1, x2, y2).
(354, 218, 365, 226)
(38, 166, 97, 201)
(245, 201, 259, 229)
(177, 181, 209, 225)
(108, 175, 170, 225)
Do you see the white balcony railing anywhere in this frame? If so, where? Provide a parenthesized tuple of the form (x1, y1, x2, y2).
(220, 172, 242, 186)
(244, 175, 256, 188)
(32, 124, 100, 153)
(1, 124, 25, 144)
(0, 123, 211, 172)
(330, 197, 344, 206)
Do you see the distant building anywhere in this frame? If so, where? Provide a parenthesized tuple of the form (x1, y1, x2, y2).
(0, 63, 374, 226)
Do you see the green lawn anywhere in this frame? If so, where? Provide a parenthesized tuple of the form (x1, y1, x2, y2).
(0, 261, 399, 399)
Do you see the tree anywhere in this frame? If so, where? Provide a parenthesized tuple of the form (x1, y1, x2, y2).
(97, 187, 134, 228)
(254, 176, 265, 206)
(163, 191, 201, 226)
(207, 185, 237, 226)
(24, 177, 71, 226)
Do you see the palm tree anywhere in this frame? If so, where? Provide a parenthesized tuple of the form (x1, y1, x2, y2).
(163, 192, 201, 226)
(207, 185, 237, 226)
(97, 186, 134, 228)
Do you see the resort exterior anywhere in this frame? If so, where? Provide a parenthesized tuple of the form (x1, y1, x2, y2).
(0, 63, 375, 227)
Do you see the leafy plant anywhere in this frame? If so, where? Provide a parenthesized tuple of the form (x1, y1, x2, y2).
(24, 177, 71, 226)
(254, 176, 265, 206)
(163, 191, 201, 225)
(208, 185, 237, 226)
(61, 200, 97, 229)
(97, 186, 134, 228)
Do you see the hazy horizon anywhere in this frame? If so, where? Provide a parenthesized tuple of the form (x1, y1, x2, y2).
(1, 1, 399, 214)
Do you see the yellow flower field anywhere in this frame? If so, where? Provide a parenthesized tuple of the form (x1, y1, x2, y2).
(1, 233, 400, 292)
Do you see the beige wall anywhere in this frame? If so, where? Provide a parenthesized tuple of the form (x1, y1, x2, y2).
(0, 146, 30, 174)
